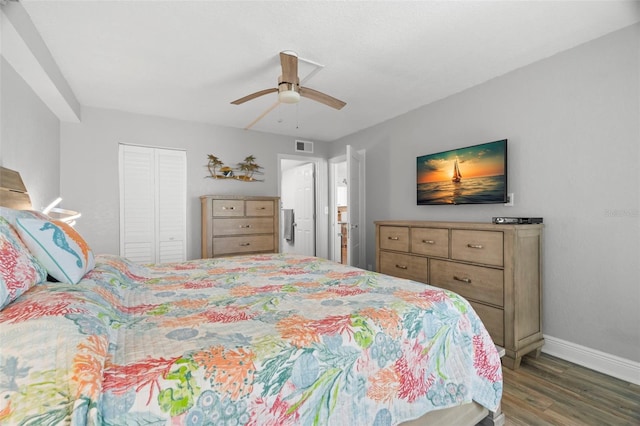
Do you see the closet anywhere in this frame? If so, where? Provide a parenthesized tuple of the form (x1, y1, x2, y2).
(119, 144, 186, 264)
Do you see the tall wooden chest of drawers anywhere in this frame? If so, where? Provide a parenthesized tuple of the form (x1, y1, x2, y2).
(375, 220, 543, 369)
(201, 195, 280, 258)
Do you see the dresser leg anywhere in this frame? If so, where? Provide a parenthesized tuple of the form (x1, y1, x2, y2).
(502, 340, 545, 369)
(501, 355, 522, 370)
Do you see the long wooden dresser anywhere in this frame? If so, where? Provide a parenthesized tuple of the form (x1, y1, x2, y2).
(201, 195, 280, 258)
(375, 220, 543, 369)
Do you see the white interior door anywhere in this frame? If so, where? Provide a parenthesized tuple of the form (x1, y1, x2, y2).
(347, 145, 365, 268)
(293, 162, 315, 256)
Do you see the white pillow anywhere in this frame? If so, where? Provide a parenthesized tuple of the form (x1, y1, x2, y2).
(15, 218, 95, 284)
(0, 206, 50, 226)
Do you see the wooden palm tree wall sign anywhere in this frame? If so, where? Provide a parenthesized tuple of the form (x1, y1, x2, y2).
(206, 154, 264, 182)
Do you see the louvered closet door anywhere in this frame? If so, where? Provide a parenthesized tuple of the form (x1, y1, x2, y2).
(120, 145, 156, 263)
(119, 144, 186, 264)
(156, 149, 186, 263)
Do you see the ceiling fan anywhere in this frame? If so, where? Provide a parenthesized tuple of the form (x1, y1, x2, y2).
(231, 51, 346, 128)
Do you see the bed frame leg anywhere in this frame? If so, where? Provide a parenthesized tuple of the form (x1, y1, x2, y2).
(478, 403, 505, 426)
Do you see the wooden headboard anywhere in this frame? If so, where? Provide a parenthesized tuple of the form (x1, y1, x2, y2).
(0, 167, 32, 209)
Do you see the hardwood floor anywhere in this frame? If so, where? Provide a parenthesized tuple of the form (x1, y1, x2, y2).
(501, 353, 640, 425)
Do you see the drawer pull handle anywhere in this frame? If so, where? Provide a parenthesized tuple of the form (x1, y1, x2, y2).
(223, 206, 236, 210)
(258, 207, 266, 210)
(467, 244, 483, 249)
(240, 242, 251, 247)
(239, 225, 252, 228)
(395, 264, 408, 270)
(422, 240, 435, 244)
(453, 276, 472, 284)
(388, 236, 400, 240)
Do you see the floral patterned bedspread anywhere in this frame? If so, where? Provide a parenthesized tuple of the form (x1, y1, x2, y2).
(0, 253, 502, 425)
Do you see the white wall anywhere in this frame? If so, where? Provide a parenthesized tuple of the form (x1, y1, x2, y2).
(0, 57, 60, 209)
(331, 24, 640, 363)
(59, 107, 330, 260)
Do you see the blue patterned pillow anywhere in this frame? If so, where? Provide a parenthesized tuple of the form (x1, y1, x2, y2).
(0, 217, 47, 309)
(15, 218, 95, 284)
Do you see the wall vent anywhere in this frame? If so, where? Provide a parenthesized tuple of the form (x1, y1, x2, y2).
(295, 140, 314, 153)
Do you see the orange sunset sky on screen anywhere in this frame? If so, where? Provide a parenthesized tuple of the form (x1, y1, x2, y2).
(417, 157, 504, 183)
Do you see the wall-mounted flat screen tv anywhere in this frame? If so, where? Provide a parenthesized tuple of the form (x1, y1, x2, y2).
(417, 139, 507, 205)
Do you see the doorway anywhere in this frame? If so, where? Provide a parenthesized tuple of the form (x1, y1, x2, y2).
(278, 155, 329, 258)
(280, 160, 315, 255)
(331, 160, 348, 264)
(329, 146, 365, 269)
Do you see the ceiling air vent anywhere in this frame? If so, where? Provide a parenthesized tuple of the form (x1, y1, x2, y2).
(295, 140, 314, 153)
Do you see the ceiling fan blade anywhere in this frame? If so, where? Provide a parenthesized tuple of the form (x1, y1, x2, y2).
(244, 100, 281, 130)
(299, 87, 346, 110)
(280, 51, 298, 84)
(231, 88, 277, 105)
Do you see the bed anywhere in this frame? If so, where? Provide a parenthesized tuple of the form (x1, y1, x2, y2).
(0, 167, 504, 425)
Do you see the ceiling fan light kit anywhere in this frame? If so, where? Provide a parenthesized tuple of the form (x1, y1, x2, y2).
(278, 79, 301, 104)
(278, 90, 300, 104)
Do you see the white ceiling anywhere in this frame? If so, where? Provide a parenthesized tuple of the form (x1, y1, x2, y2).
(20, 0, 640, 142)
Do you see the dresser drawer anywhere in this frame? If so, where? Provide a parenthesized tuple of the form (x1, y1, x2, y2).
(213, 218, 274, 236)
(411, 228, 449, 257)
(468, 301, 504, 347)
(451, 230, 503, 266)
(212, 199, 245, 217)
(379, 251, 428, 283)
(430, 259, 503, 307)
(246, 200, 274, 216)
(379, 226, 410, 252)
(213, 235, 274, 256)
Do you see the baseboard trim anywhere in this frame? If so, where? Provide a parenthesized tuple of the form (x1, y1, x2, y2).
(542, 335, 640, 385)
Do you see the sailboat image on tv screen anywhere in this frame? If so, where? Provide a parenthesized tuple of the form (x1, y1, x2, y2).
(452, 159, 462, 183)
